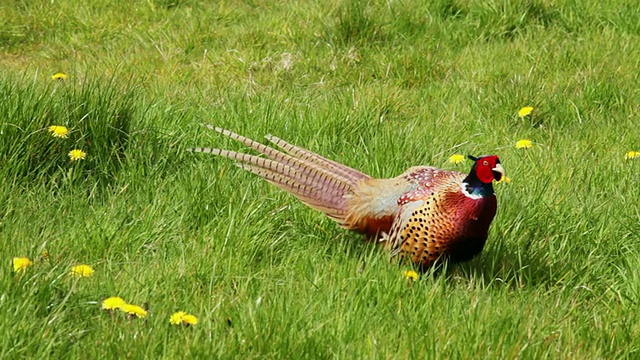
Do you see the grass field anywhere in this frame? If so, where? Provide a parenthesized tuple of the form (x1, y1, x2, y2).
(1, 0, 639, 358)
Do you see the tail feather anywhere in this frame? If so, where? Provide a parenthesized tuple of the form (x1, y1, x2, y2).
(239, 163, 351, 220)
(189, 127, 371, 228)
(206, 125, 367, 185)
(264, 134, 368, 183)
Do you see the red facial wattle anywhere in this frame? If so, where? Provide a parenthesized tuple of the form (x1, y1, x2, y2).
(473, 156, 503, 183)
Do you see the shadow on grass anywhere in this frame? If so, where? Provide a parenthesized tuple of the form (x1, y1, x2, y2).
(448, 240, 564, 290)
(325, 229, 564, 289)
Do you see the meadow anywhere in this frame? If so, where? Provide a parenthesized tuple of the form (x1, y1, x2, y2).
(1, 0, 639, 358)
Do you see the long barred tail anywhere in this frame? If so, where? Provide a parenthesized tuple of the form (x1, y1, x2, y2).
(188, 126, 371, 227)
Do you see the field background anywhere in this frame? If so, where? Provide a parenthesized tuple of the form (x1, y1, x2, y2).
(1, 0, 639, 358)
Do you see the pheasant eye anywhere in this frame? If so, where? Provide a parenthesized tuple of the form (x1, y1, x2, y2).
(482, 161, 488, 166)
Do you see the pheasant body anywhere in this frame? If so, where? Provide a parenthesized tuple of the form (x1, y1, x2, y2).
(387, 167, 498, 268)
(191, 126, 504, 270)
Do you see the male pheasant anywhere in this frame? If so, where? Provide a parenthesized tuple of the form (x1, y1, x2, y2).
(190, 126, 505, 270)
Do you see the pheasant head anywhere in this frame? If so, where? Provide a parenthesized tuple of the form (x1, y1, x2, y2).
(462, 155, 505, 199)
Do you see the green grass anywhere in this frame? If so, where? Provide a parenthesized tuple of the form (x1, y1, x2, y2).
(1, 0, 640, 358)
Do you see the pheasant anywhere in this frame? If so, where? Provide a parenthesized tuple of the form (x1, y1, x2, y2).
(190, 126, 505, 270)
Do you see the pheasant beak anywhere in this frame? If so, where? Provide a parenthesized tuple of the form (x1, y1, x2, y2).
(492, 163, 505, 182)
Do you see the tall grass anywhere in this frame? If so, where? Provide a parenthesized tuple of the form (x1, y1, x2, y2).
(1, 0, 639, 358)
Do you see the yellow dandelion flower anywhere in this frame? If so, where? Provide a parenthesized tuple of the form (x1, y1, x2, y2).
(47, 125, 69, 138)
(170, 311, 187, 325)
(52, 72, 68, 81)
(518, 106, 534, 118)
(515, 139, 533, 149)
(182, 314, 198, 325)
(448, 154, 465, 164)
(403, 270, 419, 281)
(497, 176, 511, 183)
(68, 149, 87, 161)
(102, 297, 127, 310)
(12, 257, 33, 273)
(625, 151, 640, 160)
(70, 264, 94, 277)
(170, 311, 198, 326)
(120, 304, 148, 318)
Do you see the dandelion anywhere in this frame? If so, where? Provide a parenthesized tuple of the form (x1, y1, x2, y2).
(12, 257, 33, 273)
(497, 176, 511, 183)
(625, 151, 640, 160)
(52, 72, 68, 81)
(68, 149, 87, 161)
(102, 297, 127, 311)
(170, 311, 187, 325)
(518, 106, 534, 118)
(47, 125, 69, 139)
(183, 314, 198, 325)
(448, 154, 465, 164)
(170, 311, 198, 326)
(70, 264, 94, 277)
(403, 270, 419, 281)
(120, 304, 148, 318)
(515, 139, 533, 149)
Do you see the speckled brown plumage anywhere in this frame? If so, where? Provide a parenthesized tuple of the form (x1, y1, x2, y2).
(190, 127, 504, 271)
(384, 167, 498, 269)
